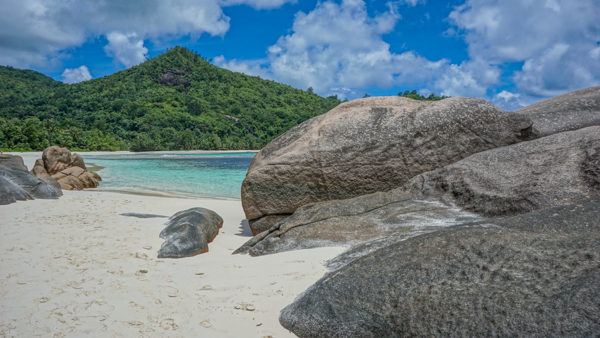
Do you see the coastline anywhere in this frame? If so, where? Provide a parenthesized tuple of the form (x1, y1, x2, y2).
(13, 150, 258, 170)
(0, 190, 344, 337)
(9, 150, 254, 200)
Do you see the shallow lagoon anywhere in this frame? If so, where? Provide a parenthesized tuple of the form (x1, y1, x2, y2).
(84, 151, 256, 199)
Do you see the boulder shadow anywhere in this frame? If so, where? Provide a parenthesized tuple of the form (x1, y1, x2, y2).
(236, 219, 252, 237)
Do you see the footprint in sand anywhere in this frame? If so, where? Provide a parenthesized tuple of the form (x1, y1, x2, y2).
(128, 320, 144, 327)
(159, 318, 178, 330)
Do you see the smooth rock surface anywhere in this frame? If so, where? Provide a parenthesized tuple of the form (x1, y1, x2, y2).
(280, 199, 600, 337)
(516, 86, 600, 136)
(242, 96, 536, 221)
(158, 207, 224, 258)
(407, 126, 600, 215)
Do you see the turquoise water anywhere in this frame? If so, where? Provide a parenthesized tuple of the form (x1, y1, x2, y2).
(83, 152, 255, 199)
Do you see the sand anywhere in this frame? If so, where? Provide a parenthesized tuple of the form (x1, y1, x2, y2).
(0, 191, 344, 337)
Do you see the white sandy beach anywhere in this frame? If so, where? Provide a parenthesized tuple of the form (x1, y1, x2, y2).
(0, 190, 344, 337)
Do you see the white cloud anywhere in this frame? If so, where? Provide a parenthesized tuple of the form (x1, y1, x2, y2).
(400, 0, 426, 6)
(221, 0, 296, 9)
(0, 0, 291, 68)
(216, 0, 472, 97)
(104, 32, 148, 67)
(434, 60, 499, 97)
(61, 65, 92, 84)
(450, 0, 600, 98)
(215, 0, 497, 98)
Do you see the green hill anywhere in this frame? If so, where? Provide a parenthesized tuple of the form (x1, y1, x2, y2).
(0, 47, 340, 151)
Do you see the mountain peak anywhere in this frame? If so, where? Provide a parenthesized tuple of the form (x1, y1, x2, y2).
(152, 46, 208, 65)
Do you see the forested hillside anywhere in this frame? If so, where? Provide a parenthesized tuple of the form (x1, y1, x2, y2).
(0, 47, 340, 151)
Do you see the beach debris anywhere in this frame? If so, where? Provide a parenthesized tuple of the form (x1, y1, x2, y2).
(134, 252, 149, 260)
(157, 207, 223, 258)
(142, 246, 152, 250)
(234, 303, 255, 311)
(135, 269, 148, 277)
(200, 320, 212, 328)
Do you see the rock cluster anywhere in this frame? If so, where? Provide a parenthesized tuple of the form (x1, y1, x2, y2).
(158, 207, 223, 258)
(0, 154, 62, 205)
(241, 96, 536, 233)
(237, 87, 600, 337)
(32, 146, 101, 190)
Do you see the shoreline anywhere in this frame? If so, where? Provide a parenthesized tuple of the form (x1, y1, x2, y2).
(92, 188, 242, 201)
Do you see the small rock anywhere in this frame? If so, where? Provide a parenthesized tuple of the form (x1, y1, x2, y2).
(200, 320, 212, 328)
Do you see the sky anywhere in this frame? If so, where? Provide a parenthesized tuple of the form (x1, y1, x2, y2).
(1, 0, 599, 110)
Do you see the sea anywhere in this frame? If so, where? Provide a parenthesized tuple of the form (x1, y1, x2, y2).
(82, 151, 256, 199)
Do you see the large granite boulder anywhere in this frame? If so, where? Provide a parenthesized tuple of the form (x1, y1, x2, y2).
(280, 199, 600, 337)
(158, 207, 224, 258)
(242, 96, 536, 226)
(32, 146, 101, 190)
(516, 86, 600, 136)
(237, 126, 600, 256)
(0, 154, 62, 205)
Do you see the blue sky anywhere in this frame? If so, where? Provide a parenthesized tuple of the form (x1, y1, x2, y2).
(1, 0, 599, 110)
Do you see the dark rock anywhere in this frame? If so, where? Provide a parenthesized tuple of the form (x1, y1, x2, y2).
(407, 126, 600, 216)
(158, 207, 224, 258)
(280, 199, 600, 337)
(0, 156, 62, 205)
(242, 96, 536, 222)
(237, 126, 600, 256)
(0, 154, 28, 171)
(157, 70, 190, 87)
(0, 175, 31, 205)
(516, 86, 600, 136)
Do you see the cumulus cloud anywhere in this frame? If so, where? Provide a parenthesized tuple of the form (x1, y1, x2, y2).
(221, 0, 296, 9)
(0, 0, 293, 68)
(216, 0, 496, 98)
(216, 0, 474, 97)
(61, 65, 92, 84)
(450, 0, 600, 98)
(104, 32, 148, 67)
